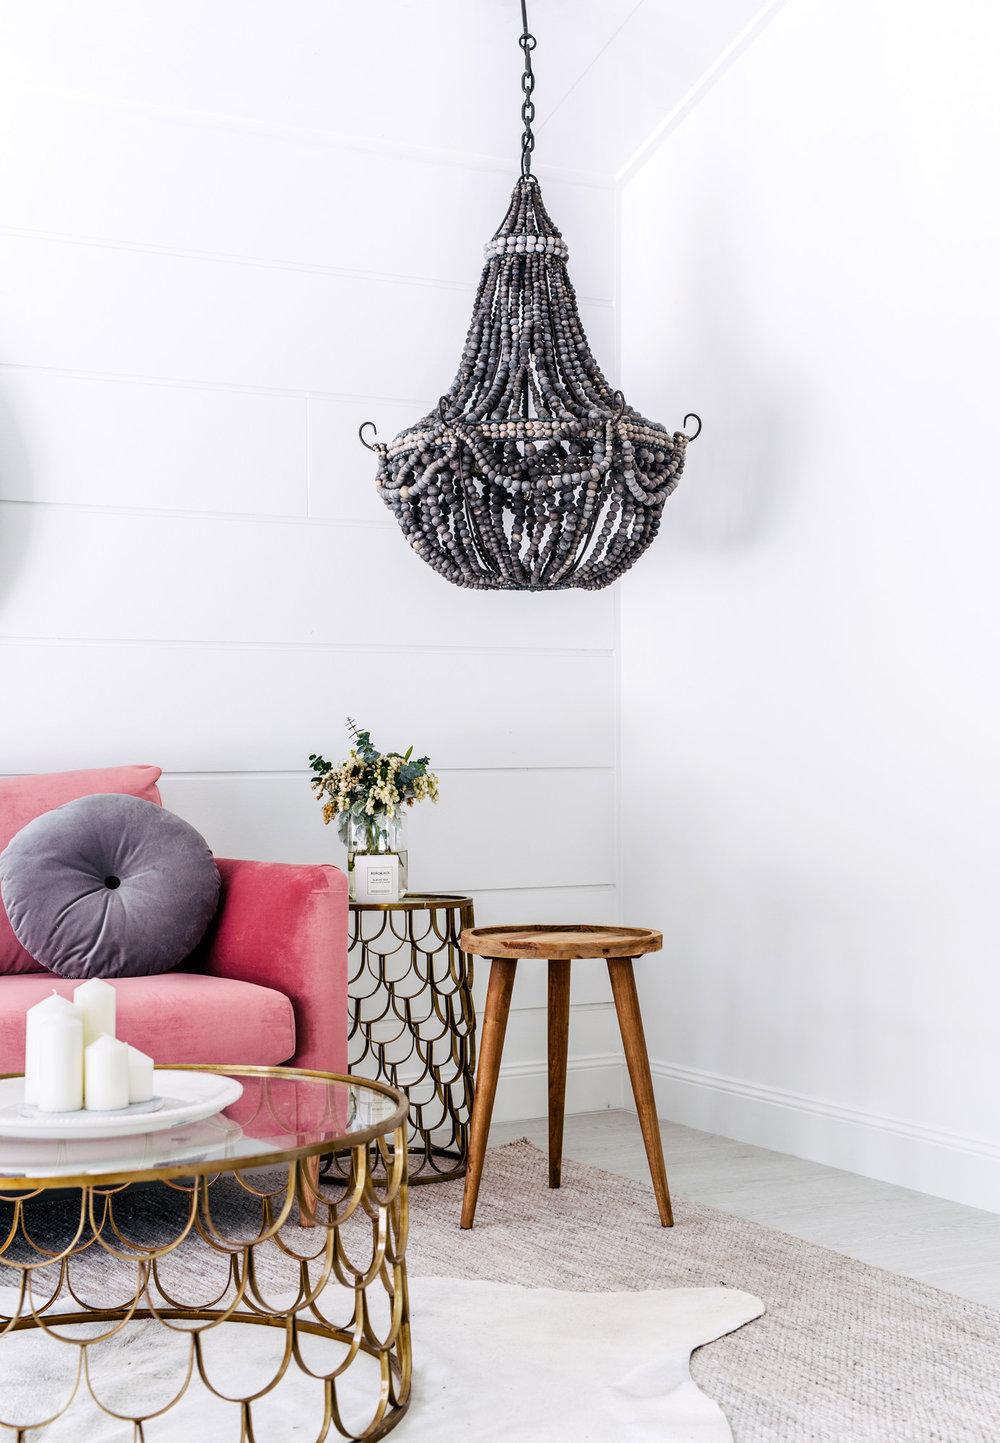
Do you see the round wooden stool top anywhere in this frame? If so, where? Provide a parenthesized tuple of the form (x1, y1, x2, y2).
(460, 923, 662, 960)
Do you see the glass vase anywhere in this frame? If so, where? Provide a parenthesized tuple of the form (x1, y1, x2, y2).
(346, 810, 408, 904)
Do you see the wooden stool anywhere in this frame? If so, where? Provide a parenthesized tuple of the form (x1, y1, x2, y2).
(459, 924, 673, 1229)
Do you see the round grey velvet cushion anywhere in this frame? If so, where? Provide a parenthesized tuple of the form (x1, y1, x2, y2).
(0, 794, 221, 980)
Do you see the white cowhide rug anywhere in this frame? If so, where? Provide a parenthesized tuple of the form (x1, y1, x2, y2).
(0, 1277, 763, 1441)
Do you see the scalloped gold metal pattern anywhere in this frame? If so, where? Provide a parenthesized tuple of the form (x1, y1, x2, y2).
(345, 895, 476, 1184)
(0, 1092, 410, 1441)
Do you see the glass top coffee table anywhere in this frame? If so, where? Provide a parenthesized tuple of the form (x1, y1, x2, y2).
(0, 1065, 411, 1442)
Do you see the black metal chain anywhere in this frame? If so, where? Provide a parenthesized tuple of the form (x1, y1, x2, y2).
(519, 0, 536, 178)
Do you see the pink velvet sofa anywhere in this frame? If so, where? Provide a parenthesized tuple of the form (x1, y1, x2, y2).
(0, 766, 348, 1077)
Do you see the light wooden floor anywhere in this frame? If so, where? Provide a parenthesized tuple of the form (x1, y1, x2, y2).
(488, 1109, 1000, 1310)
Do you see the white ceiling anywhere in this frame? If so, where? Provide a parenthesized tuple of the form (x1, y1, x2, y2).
(5, 0, 770, 180)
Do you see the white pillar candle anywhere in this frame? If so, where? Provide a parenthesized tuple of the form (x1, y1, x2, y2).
(84, 1034, 130, 1111)
(24, 992, 80, 1105)
(73, 977, 117, 1049)
(126, 1045, 154, 1104)
(35, 1010, 84, 1113)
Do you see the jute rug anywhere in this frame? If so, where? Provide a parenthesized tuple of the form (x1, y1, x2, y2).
(405, 1140, 1000, 1443)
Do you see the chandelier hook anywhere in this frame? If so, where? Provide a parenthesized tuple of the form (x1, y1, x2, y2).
(682, 413, 703, 442)
(358, 421, 380, 452)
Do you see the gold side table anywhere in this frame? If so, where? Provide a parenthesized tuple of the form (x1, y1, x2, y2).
(0, 1065, 411, 1442)
(346, 893, 476, 1183)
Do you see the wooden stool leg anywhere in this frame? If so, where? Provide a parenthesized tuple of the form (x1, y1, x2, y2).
(607, 957, 674, 1227)
(461, 957, 517, 1229)
(548, 958, 571, 1188)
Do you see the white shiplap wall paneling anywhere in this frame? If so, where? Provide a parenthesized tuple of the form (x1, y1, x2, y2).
(471, 958, 615, 1014)
(490, 1061, 625, 1124)
(0, 508, 617, 651)
(159, 769, 614, 884)
(0, 236, 614, 402)
(0, 644, 615, 775)
(0, 19, 625, 1120)
(470, 885, 620, 929)
(160, 773, 618, 984)
(481, 999, 626, 1123)
(0, 369, 307, 515)
(0, 235, 467, 398)
(488, 1001, 623, 1062)
(405, 769, 616, 893)
(158, 773, 323, 869)
(0, 0, 668, 185)
(0, 90, 616, 300)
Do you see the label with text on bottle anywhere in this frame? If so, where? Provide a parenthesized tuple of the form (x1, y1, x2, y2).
(353, 853, 401, 904)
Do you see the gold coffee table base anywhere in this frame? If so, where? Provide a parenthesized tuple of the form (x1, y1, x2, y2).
(0, 1069, 411, 1443)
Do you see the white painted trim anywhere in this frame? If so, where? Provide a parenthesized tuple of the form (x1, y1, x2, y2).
(0, 496, 398, 531)
(646, 1060, 1000, 1214)
(0, 636, 614, 660)
(449, 883, 615, 896)
(158, 768, 616, 783)
(614, 0, 791, 187)
(0, 224, 474, 291)
(0, 359, 427, 405)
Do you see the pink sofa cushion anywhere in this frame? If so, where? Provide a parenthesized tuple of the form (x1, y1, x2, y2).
(0, 766, 162, 976)
(192, 857, 349, 1076)
(0, 972, 295, 1070)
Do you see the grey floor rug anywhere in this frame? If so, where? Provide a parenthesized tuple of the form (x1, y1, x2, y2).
(406, 1140, 1000, 1443)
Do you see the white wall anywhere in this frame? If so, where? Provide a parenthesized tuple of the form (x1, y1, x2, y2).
(0, 10, 626, 1118)
(12, 1, 994, 1201)
(618, 0, 1000, 1209)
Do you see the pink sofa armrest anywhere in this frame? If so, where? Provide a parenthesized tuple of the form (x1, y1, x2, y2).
(195, 857, 348, 1075)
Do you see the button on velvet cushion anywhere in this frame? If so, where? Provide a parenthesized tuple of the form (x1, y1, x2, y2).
(0, 793, 221, 980)
(0, 765, 163, 975)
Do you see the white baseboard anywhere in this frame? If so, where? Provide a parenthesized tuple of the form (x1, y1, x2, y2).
(493, 1052, 625, 1124)
(487, 1050, 1000, 1215)
(647, 1059, 1000, 1215)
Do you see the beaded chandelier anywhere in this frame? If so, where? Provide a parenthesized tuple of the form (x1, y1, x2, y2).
(362, 2, 699, 591)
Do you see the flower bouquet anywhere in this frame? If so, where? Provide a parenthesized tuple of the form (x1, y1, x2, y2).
(309, 719, 439, 901)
